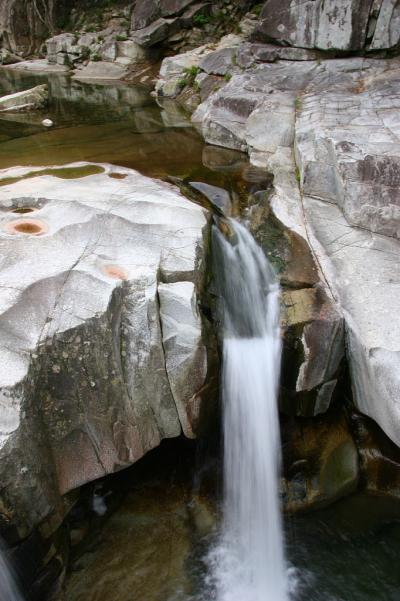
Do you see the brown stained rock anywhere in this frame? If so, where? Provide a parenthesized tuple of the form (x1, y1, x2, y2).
(351, 413, 400, 498)
(281, 408, 359, 512)
(280, 285, 344, 416)
(101, 264, 128, 280)
(4, 218, 48, 235)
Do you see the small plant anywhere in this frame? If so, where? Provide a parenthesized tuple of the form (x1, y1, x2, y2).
(193, 14, 211, 27)
(97, 35, 104, 42)
(193, 80, 201, 93)
(252, 3, 264, 16)
(116, 34, 128, 41)
(178, 78, 188, 89)
(183, 65, 201, 78)
(295, 167, 301, 183)
(294, 96, 302, 111)
(224, 72, 232, 82)
(91, 53, 101, 62)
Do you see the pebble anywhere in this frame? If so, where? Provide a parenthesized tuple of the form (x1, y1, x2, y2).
(42, 118, 54, 127)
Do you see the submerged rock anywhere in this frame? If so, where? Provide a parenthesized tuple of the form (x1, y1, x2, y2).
(0, 84, 48, 112)
(0, 162, 210, 540)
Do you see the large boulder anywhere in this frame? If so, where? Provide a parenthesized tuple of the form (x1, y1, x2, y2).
(192, 56, 400, 446)
(0, 162, 210, 540)
(253, 0, 400, 51)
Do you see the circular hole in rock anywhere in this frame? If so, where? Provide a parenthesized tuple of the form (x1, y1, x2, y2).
(108, 173, 127, 180)
(102, 264, 128, 280)
(12, 207, 36, 214)
(4, 219, 48, 236)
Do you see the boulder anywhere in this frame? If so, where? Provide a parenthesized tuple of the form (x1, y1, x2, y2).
(2, 59, 69, 73)
(73, 61, 129, 81)
(281, 409, 359, 512)
(0, 84, 48, 112)
(131, 18, 178, 48)
(193, 56, 400, 445)
(0, 162, 209, 540)
(46, 33, 77, 64)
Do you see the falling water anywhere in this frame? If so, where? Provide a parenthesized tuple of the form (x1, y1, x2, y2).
(0, 542, 24, 601)
(209, 218, 287, 601)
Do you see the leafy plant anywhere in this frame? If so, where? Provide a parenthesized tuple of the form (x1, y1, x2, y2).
(116, 34, 128, 41)
(193, 14, 211, 27)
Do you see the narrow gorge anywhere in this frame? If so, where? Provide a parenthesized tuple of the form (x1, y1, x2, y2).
(0, 1, 399, 600)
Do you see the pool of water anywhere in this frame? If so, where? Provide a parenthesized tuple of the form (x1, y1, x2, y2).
(1, 69, 399, 601)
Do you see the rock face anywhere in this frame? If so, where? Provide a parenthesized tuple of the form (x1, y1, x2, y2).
(0, 162, 210, 539)
(191, 54, 400, 446)
(253, 0, 400, 51)
(0, 84, 48, 112)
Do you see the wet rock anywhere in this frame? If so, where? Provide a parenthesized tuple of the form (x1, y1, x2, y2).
(63, 483, 194, 601)
(351, 413, 400, 498)
(281, 409, 359, 512)
(0, 162, 209, 541)
(2, 59, 69, 73)
(281, 286, 344, 416)
(0, 84, 48, 112)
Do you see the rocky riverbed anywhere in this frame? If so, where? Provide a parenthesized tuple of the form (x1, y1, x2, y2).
(0, 1, 399, 599)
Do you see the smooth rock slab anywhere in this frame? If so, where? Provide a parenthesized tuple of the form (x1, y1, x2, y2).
(0, 162, 208, 537)
(0, 84, 48, 112)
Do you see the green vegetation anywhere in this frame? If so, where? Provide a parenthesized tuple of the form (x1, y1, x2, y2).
(193, 14, 211, 27)
(224, 73, 232, 82)
(295, 167, 301, 183)
(91, 53, 101, 61)
(116, 34, 128, 41)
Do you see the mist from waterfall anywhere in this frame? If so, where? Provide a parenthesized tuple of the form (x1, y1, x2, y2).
(0, 542, 24, 601)
(209, 219, 287, 601)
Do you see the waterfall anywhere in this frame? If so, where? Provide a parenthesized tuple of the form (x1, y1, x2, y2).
(0, 542, 24, 601)
(209, 218, 287, 601)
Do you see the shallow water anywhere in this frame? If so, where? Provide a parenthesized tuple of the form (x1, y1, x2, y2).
(1, 69, 399, 601)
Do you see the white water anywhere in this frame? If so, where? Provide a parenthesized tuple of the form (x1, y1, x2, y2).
(210, 219, 287, 601)
(0, 543, 24, 601)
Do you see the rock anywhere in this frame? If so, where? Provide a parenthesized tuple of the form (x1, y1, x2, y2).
(158, 282, 207, 438)
(2, 59, 69, 73)
(351, 413, 400, 498)
(254, 0, 371, 51)
(131, 18, 178, 48)
(0, 48, 23, 65)
(281, 408, 359, 512)
(0, 84, 48, 112)
(115, 40, 151, 64)
(199, 46, 237, 76)
(236, 42, 321, 68)
(281, 286, 344, 416)
(0, 162, 209, 540)
(42, 118, 53, 127)
(73, 61, 129, 81)
(46, 33, 77, 64)
(131, 0, 161, 30)
(193, 56, 400, 444)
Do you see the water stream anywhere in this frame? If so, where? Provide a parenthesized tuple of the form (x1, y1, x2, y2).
(0, 543, 24, 601)
(210, 220, 287, 601)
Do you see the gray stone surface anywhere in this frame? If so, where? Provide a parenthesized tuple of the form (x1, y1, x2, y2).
(131, 18, 177, 47)
(254, 0, 400, 50)
(0, 162, 208, 537)
(0, 84, 48, 112)
(72, 60, 129, 81)
(192, 54, 400, 444)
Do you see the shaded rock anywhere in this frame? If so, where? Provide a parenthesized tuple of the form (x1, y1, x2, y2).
(131, 18, 177, 48)
(0, 48, 23, 65)
(0, 84, 48, 112)
(46, 33, 77, 64)
(281, 286, 344, 416)
(0, 162, 209, 540)
(131, 0, 161, 30)
(351, 413, 400, 498)
(281, 408, 359, 512)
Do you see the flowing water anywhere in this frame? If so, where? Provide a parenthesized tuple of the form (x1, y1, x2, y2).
(0, 544, 23, 601)
(210, 220, 287, 601)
